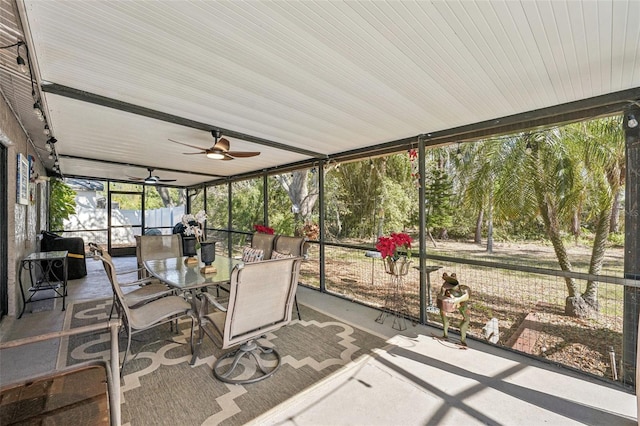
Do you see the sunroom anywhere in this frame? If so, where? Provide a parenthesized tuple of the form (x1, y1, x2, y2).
(1, 1, 639, 424)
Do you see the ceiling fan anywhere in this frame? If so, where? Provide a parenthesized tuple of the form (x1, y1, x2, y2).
(168, 131, 260, 160)
(127, 168, 176, 184)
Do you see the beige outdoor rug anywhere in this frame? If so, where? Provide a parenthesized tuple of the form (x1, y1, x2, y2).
(58, 298, 388, 425)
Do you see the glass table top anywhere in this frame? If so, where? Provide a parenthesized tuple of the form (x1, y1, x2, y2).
(24, 251, 68, 261)
(144, 256, 242, 290)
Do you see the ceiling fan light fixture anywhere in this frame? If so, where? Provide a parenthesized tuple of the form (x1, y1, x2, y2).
(206, 152, 225, 160)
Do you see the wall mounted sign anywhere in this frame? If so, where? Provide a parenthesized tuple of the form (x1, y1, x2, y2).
(16, 153, 29, 205)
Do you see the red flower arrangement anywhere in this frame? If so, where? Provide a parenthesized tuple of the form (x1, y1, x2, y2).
(375, 232, 412, 260)
(253, 224, 275, 235)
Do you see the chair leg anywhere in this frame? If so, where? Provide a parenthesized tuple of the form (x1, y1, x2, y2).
(294, 296, 301, 320)
(109, 295, 116, 320)
(189, 316, 195, 354)
(120, 326, 132, 379)
(213, 340, 281, 385)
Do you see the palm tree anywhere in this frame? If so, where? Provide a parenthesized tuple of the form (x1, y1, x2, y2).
(455, 141, 487, 244)
(497, 116, 624, 317)
(495, 129, 589, 314)
(458, 138, 519, 253)
(568, 116, 625, 310)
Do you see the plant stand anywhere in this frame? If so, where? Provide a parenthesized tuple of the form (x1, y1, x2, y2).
(375, 257, 411, 331)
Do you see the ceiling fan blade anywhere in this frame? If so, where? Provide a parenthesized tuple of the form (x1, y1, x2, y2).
(126, 168, 176, 183)
(226, 151, 261, 158)
(168, 139, 207, 152)
(213, 137, 230, 152)
(222, 154, 234, 161)
(182, 152, 204, 155)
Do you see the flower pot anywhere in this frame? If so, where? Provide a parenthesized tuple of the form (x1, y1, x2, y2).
(181, 235, 197, 257)
(200, 241, 216, 266)
(384, 256, 411, 276)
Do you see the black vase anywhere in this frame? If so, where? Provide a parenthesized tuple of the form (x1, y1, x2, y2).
(182, 235, 197, 257)
(200, 241, 216, 266)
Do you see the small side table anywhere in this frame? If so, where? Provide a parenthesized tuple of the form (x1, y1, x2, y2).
(18, 251, 68, 319)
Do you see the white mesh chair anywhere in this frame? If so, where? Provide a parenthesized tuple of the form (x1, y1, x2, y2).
(97, 254, 195, 377)
(200, 256, 302, 384)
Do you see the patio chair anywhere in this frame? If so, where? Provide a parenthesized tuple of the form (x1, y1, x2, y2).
(0, 321, 122, 425)
(135, 234, 183, 279)
(88, 243, 175, 320)
(200, 256, 302, 384)
(250, 232, 276, 260)
(97, 254, 195, 377)
(273, 235, 306, 258)
(274, 235, 306, 320)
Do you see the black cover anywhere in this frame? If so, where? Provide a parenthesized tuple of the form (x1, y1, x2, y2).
(40, 231, 87, 279)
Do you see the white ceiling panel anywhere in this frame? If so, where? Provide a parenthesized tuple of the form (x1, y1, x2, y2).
(45, 95, 309, 181)
(4, 0, 638, 186)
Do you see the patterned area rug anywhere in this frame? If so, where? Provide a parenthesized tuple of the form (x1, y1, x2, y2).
(59, 298, 388, 426)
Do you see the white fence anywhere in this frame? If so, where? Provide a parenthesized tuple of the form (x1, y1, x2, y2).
(63, 206, 185, 245)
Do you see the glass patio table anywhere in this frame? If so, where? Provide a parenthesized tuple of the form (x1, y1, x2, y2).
(144, 255, 241, 291)
(144, 255, 242, 364)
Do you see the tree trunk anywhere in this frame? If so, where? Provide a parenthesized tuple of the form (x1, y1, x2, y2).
(535, 191, 588, 316)
(156, 187, 173, 207)
(571, 209, 581, 242)
(581, 204, 613, 311)
(486, 207, 493, 254)
(609, 187, 622, 233)
(474, 208, 483, 244)
(427, 230, 438, 248)
(276, 170, 319, 225)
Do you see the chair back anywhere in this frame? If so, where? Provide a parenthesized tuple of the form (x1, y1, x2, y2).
(223, 257, 302, 348)
(136, 234, 182, 278)
(274, 235, 306, 257)
(250, 233, 276, 260)
(88, 242, 105, 256)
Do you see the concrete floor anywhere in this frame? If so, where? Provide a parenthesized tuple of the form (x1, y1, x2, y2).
(0, 255, 136, 383)
(1, 256, 637, 425)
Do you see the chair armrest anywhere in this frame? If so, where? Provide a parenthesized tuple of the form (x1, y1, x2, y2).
(202, 292, 228, 312)
(119, 277, 160, 287)
(116, 267, 146, 276)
